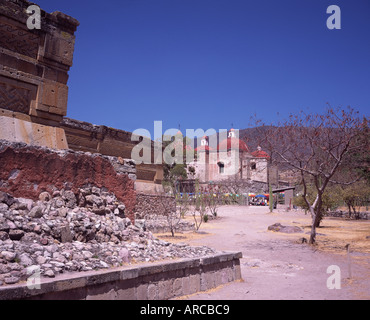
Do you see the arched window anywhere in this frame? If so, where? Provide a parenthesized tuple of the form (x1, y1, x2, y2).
(251, 162, 256, 170)
(218, 162, 225, 174)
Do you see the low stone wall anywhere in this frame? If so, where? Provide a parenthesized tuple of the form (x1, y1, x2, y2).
(136, 216, 195, 234)
(326, 211, 370, 220)
(0, 140, 137, 221)
(0, 252, 242, 300)
(135, 194, 176, 219)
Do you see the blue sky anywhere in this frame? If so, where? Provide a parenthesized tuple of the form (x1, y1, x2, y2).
(36, 0, 370, 135)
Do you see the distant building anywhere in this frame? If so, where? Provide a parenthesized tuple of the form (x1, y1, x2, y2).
(187, 129, 278, 193)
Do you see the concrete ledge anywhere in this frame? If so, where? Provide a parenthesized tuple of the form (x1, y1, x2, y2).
(0, 251, 242, 300)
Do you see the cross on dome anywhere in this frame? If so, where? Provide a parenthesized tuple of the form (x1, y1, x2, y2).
(201, 136, 208, 146)
(228, 128, 236, 138)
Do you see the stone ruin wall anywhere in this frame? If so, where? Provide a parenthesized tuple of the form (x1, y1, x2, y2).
(0, 2, 244, 299)
(0, 0, 163, 221)
(61, 118, 164, 188)
(0, 0, 163, 189)
(135, 193, 176, 219)
(0, 0, 79, 148)
(0, 0, 139, 221)
(0, 140, 137, 222)
(135, 193, 176, 220)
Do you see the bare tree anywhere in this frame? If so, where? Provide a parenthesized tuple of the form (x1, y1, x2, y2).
(157, 193, 181, 237)
(202, 184, 222, 217)
(190, 183, 207, 231)
(175, 192, 190, 219)
(220, 175, 250, 205)
(257, 107, 367, 244)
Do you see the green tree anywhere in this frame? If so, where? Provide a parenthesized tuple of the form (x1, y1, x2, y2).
(162, 132, 192, 194)
(340, 181, 370, 219)
(294, 183, 342, 217)
(341, 117, 370, 184)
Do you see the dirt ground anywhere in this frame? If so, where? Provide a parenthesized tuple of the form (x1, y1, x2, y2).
(158, 205, 370, 300)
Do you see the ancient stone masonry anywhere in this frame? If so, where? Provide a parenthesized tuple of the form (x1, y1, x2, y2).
(0, 140, 137, 221)
(0, 1, 244, 298)
(62, 118, 164, 187)
(0, 0, 79, 148)
(135, 194, 176, 220)
(0, 251, 242, 300)
(0, 1, 163, 188)
(326, 211, 370, 220)
(134, 194, 196, 234)
(61, 118, 134, 157)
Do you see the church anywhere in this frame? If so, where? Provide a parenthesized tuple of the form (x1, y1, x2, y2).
(187, 129, 278, 193)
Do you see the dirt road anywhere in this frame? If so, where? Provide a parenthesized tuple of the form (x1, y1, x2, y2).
(183, 206, 370, 300)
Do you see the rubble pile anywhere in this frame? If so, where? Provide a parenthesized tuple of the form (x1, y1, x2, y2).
(0, 188, 216, 286)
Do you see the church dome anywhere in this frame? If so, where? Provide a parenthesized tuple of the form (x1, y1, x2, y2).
(195, 136, 213, 152)
(251, 146, 270, 159)
(217, 129, 249, 153)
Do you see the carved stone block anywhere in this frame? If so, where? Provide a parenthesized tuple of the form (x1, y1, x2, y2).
(0, 76, 37, 114)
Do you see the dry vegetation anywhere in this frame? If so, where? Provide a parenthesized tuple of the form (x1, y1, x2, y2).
(265, 212, 370, 255)
(155, 208, 370, 260)
(315, 218, 370, 255)
(154, 214, 219, 243)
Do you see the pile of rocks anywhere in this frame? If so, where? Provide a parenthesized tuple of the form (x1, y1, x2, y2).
(0, 188, 216, 286)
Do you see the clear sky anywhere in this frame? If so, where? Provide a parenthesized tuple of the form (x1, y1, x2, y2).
(36, 0, 370, 135)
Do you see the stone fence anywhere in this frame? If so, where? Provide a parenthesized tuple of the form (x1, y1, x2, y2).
(135, 216, 195, 234)
(326, 211, 370, 220)
(0, 252, 242, 300)
(135, 194, 176, 219)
